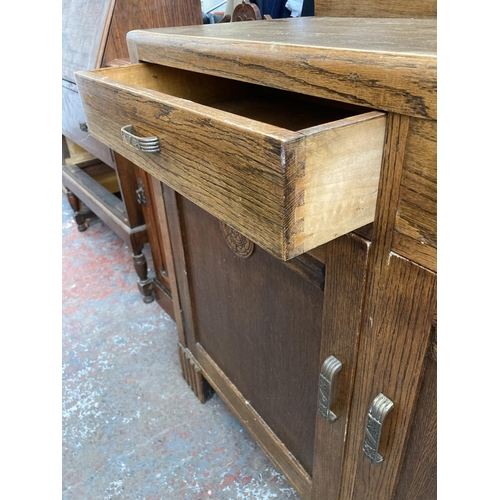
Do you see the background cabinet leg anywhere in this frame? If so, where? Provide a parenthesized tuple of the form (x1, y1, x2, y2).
(66, 190, 88, 232)
(132, 249, 154, 303)
(178, 344, 214, 404)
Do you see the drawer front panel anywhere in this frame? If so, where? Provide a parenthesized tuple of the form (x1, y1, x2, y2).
(76, 64, 386, 260)
(62, 82, 116, 168)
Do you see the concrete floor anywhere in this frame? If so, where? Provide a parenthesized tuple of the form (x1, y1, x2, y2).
(62, 192, 300, 499)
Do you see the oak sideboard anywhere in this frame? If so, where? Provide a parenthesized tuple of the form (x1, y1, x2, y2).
(75, 17, 437, 500)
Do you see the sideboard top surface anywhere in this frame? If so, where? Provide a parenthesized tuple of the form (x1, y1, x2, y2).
(130, 17, 436, 56)
(127, 17, 437, 119)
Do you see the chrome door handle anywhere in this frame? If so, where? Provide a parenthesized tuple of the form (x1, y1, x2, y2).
(317, 355, 342, 423)
(121, 125, 160, 153)
(363, 393, 394, 465)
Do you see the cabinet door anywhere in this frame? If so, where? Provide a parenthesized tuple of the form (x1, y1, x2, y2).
(164, 187, 371, 500)
(339, 252, 436, 500)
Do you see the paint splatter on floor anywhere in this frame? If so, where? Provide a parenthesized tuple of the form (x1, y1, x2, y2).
(62, 192, 300, 499)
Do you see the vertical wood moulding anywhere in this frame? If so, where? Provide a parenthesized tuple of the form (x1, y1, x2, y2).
(162, 186, 197, 349)
(372, 113, 411, 262)
(151, 178, 185, 333)
(178, 344, 213, 404)
(311, 233, 371, 500)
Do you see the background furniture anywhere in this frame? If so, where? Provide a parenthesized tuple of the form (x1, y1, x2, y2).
(62, 0, 202, 310)
(75, 6, 437, 500)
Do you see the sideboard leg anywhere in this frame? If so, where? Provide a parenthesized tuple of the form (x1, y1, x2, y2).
(66, 189, 88, 232)
(178, 344, 214, 404)
(132, 248, 155, 303)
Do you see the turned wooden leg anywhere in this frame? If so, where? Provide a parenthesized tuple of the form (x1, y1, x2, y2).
(66, 190, 88, 232)
(178, 344, 214, 403)
(132, 248, 155, 303)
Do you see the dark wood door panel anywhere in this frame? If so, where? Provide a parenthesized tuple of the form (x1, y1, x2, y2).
(179, 196, 324, 476)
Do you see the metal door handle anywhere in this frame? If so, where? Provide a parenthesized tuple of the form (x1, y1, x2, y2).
(363, 393, 394, 465)
(317, 355, 342, 423)
(121, 125, 160, 153)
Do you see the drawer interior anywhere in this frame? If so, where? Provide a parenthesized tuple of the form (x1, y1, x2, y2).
(95, 63, 370, 131)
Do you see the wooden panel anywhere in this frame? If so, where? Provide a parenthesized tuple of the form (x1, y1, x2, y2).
(393, 118, 437, 271)
(76, 63, 386, 259)
(315, 0, 436, 19)
(341, 254, 436, 500)
(196, 345, 313, 500)
(393, 355, 437, 499)
(127, 18, 437, 120)
(114, 153, 145, 228)
(150, 180, 183, 323)
(62, 0, 114, 81)
(102, 0, 202, 67)
(337, 113, 437, 500)
(162, 186, 196, 347)
(76, 65, 298, 259)
(311, 233, 371, 500)
(62, 82, 116, 168)
(179, 197, 324, 477)
(296, 116, 385, 256)
(137, 171, 171, 291)
(391, 231, 436, 272)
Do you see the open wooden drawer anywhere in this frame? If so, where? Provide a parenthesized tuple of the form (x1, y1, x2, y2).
(75, 62, 386, 260)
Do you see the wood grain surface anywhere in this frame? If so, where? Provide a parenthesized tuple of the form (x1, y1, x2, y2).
(337, 113, 436, 500)
(315, 0, 436, 18)
(135, 170, 179, 319)
(392, 118, 437, 271)
(62, 0, 114, 81)
(102, 0, 202, 67)
(127, 17, 436, 119)
(113, 153, 145, 228)
(195, 344, 313, 500)
(76, 63, 385, 260)
(62, 82, 116, 168)
(311, 233, 371, 500)
(392, 355, 437, 499)
(341, 254, 436, 500)
(178, 197, 324, 477)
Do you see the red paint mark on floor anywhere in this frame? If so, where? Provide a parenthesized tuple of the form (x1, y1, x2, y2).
(220, 471, 241, 489)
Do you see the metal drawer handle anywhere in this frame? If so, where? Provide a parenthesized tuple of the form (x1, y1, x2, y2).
(121, 125, 160, 153)
(363, 393, 394, 465)
(318, 355, 342, 423)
